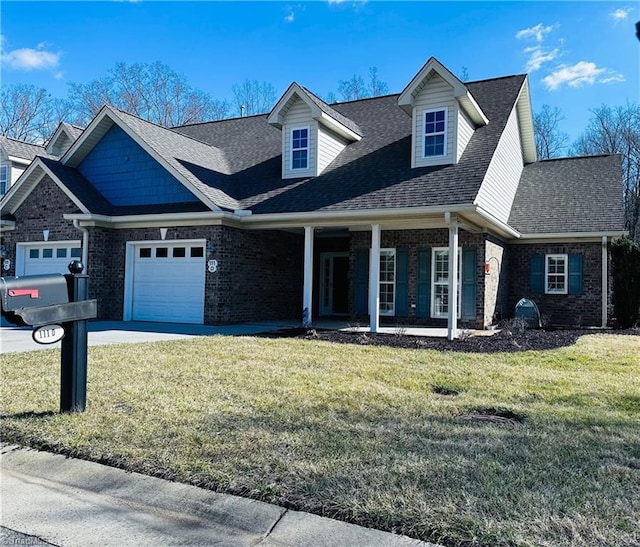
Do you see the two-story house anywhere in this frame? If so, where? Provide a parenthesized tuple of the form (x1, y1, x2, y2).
(0, 58, 627, 338)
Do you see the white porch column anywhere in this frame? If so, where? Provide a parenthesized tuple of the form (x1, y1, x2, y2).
(602, 236, 608, 328)
(369, 223, 381, 333)
(303, 226, 314, 327)
(447, 220, 459, 340)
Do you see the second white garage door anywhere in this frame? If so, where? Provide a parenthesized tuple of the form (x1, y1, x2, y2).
(128, 241, 206, 324)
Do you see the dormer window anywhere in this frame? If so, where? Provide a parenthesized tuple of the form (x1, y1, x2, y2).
(291, 127, 309, 170)
(423, 108, 447, 157)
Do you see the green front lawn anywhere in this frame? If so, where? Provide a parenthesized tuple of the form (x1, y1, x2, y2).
(1, 333, 639, 546)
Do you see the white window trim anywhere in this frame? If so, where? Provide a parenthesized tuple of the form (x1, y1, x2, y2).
(431, 247, 461, 319)
(379, 248, 396, 317)
(0, 161, 9, 195)
(422, 107, 448, 158)
(545, 254, 568, 295)
(290, 126, 310, 171)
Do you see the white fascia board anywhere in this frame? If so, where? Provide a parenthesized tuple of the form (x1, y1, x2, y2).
(317, 112, 362, 142)
(7, 156, 31, 166)
(1, 158, 88, 215)
(64, 211, 236, 229)
(398, 57, 465, 111)
(512, 231, 629, 243)
(268, 82, 305, 128)
(240, 204, 478, 229)
(456, 92, 489, 126)
(473, 206, 521, 238)
(61, 105, 113, 166)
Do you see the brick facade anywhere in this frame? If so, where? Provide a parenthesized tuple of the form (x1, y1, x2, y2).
(1, 176, 82, 277)
(86, 225, 303, 324)
(2, 176, 612, 328)
(507, 242, 606, 327)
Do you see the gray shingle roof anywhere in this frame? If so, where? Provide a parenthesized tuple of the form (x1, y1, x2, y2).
(174, 75, 526, 214)
(0, 136, 53, 161)
(299, 85, 363, 137)
(508, 154, 626, 234)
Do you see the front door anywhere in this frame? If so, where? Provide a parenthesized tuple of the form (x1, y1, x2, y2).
(319, 253, 349, 316)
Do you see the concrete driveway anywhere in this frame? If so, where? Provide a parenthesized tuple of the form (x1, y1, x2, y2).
(0, 320, 300, 354)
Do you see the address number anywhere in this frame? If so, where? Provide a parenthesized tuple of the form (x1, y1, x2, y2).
(32, 324, 65, 345)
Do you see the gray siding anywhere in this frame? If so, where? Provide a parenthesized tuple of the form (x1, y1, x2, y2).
(456, 109, 475, 163)
(412, 74, 456, 167)
(318, 126, 348, 174)
(475, 106, 524, 223)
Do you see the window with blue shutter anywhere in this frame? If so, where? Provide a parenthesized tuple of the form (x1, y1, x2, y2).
(395, 249, 409, 317)
(417, 248, 431, 317)
(354, 249, 369, 314)
(531, 254, 544, 294)
(568, 254, 583, 295)
(461, 248, 477, 319)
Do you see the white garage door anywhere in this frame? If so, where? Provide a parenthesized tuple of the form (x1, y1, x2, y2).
(130, 242, 206, 324)
(20, 242, 82, 276)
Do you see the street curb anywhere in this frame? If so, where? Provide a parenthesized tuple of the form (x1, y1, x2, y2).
(1, 445, 435, 546)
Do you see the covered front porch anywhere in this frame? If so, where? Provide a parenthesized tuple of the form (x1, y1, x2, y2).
(295, 212, 497, 340)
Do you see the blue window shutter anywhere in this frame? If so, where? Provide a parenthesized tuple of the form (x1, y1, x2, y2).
(396, 249, 409, 317)
(417, 248, 431, 318)
(568, 254, 583, 295)
(531, 254, 544, 294)
(461, 248, 477, 320)
(355, 249, 369, 314)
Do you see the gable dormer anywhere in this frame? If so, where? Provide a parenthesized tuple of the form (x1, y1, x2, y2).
(268, 83, 362, 179)
(398, 57, 488, 168)
(46, 122, 84, 158)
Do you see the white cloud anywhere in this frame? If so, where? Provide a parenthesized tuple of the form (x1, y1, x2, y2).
(542, 61, 625, 90)
(610, 8, 631, 20)
(284, 11, 295, 22)
(1, 42, 61, 71)
(515, 23, 556, 42)
(524, 46, 560, 72)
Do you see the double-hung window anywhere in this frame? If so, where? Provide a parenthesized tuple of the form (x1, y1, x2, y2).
(0, 162, 9, 196)
(545, 254, 568, 294)
(423, 108, 447, 157)
(431, 247, 461, 318)
(379, 249, 396, 316)
(291, 127, 309, 170)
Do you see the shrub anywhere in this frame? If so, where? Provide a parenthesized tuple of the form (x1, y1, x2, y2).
(611, 236, 640, 328)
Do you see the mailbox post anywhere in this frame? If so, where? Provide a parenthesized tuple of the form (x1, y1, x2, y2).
(60, 262, 90, 412)
(0, 261, 97, 413)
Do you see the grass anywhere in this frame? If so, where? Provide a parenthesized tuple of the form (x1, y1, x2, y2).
(1, 333, 639, 546)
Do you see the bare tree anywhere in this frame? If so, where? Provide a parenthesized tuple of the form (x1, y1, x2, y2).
(231, 79, 278, 116)
(335, 67, 389, 102)
(534, 104, 569, 159)
(572, 103, 640, 241)
(368, 67, 389, 96)
(68, 62, 230, 128)
(0, 84, 71, 143)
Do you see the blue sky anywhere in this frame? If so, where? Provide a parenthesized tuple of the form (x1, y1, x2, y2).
(1, 1, 638, 144)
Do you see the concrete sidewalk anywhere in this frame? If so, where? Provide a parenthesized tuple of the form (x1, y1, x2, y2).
(1, 445, 434, 547)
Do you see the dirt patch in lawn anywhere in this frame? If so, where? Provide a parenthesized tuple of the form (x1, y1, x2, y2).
(262, 326, 639, 353)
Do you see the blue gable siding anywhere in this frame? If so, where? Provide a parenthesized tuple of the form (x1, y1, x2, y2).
(77, 124, 199, 206)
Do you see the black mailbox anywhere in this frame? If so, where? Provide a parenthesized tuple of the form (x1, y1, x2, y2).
(0, 274, 69, 326)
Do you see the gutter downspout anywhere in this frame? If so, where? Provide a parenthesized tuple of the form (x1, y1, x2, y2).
(602, 236, 608, 328)
(73, 219, 89, 273)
